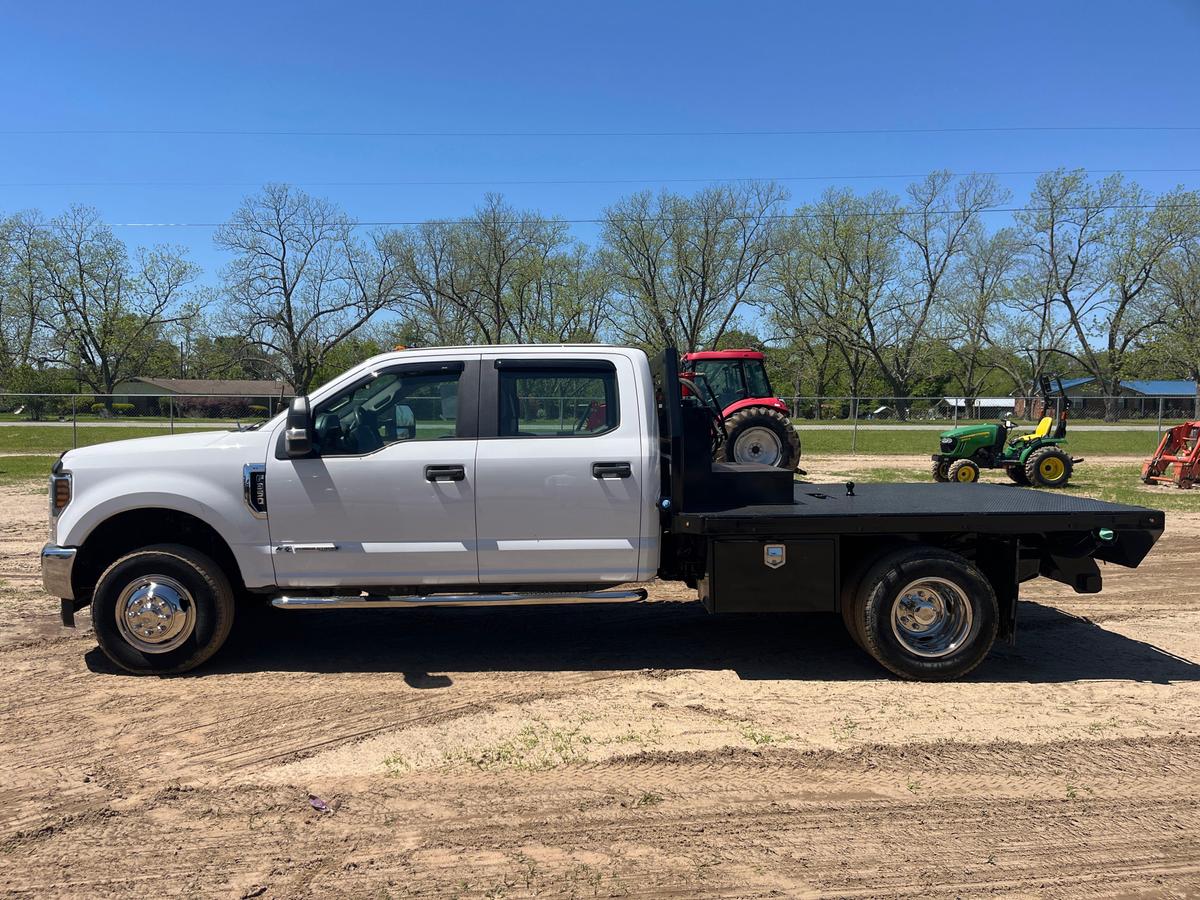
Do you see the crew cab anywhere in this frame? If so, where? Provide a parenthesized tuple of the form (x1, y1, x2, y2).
(42, 346, 1164, 680)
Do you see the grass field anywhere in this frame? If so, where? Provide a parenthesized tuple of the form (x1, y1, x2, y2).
(799, 426, 1164, 457)
(0, 455, 55, 485)
(0, 421, 1175, 456)
(814, 459, 1197, 512)
(0, 425, 220, 453)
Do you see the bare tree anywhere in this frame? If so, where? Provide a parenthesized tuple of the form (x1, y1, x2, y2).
(873, 172, 1005, 415)
(1017, 171, 1199, 419)
(601, 182, 788, 352)
(384, 195, 606, 345)
(37, 206, 196, 401)
(215, 184, 393, 393)
(381, 222, 478, 345)
(766, 198, 877, 409)
(946, 226, 1022, 407)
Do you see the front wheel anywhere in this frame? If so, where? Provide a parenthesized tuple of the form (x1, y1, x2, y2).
(722, 407, 801, 470)
(931, 458, 950, 482)
(91, 544, 236, 675)
(844, 546, 998, 681)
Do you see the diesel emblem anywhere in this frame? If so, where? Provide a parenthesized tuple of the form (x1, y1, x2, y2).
(764, 544, 786, 569)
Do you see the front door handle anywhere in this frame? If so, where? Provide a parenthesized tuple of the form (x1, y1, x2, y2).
(425, 464, 466, 482)
(592, 461, 632, 479)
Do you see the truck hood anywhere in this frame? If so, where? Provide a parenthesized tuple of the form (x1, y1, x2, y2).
(61, 427, 273, 469)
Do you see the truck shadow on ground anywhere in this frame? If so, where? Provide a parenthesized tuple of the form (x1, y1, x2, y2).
(102, 597, 1198, 685)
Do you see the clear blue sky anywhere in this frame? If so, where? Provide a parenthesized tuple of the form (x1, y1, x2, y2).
(2, 0, 1199, 284)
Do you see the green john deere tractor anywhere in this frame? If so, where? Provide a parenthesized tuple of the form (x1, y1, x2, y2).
(931, 376, 1080, 488)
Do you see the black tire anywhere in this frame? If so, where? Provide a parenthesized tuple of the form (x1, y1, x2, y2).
(1025, 446, 1072, 488)
(91, 544, 235, 675)
(721, 406, 801, 470)
(931, 458, 950, 482)
(947, 459, 980, 483)
(1005, 465, 1029, 485)
(845, 546, 999, 681)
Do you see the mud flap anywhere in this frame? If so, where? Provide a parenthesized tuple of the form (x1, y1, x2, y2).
(60, 597, 76, 628)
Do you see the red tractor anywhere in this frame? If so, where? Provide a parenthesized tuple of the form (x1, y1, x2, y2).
(679, 349, 802, 470)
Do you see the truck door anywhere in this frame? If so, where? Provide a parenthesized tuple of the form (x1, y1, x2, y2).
(474, 354, 644, 583)
(266, 358, 480, 588)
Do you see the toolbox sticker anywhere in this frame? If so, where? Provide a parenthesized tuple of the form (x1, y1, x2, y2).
(764, 544, 786, 569)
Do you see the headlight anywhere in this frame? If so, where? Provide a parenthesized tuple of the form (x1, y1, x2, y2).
(939, 437, 956, 450)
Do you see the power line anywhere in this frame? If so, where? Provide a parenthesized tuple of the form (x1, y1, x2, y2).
(90, 203, 1200, 229)
(4, 167, 1200, 189)
(3, 125, 1199, 138)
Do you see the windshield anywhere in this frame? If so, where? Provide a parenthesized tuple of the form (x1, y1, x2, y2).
(691, 360, 745, 408)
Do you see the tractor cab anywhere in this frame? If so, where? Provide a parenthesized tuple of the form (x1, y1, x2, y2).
(680, 350, 778, 411)
(678, 349, 801, 471)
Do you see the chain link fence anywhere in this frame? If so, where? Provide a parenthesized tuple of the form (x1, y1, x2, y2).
(2, 391, 1196, 451)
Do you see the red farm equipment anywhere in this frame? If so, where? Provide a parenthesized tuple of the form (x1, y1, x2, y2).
(1141, 421, 1200, 490)
(679, 349, 802, 471)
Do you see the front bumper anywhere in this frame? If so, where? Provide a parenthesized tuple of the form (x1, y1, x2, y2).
(41, 544, 77, 600)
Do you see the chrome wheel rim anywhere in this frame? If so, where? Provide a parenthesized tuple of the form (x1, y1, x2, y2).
(115, 575, 196, 654)
(733, 427, 783, 465)
(890, 577, 974, 658)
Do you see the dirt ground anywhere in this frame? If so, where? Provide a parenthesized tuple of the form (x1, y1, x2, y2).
(2, 470, 1199, 898)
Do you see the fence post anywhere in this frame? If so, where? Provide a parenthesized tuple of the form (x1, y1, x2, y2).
(71, 395, 77, 449)
(1157, 397, 1164, 437)
(851, 397, 859, 454)
(169, 397, 175, 434)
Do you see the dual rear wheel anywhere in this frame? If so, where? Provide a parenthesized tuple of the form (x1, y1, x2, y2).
(842, 546, 999, 680)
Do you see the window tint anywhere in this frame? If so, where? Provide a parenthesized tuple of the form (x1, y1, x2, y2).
(498, 366, 618, 437)
(313, 369, 461, 455)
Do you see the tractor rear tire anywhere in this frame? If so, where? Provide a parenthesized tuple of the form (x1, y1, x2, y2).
(947, 459, 980, 483)
(722, 407, 801, 470)
(1005, 465, 1029, 485)
(1026, 447, 1072, 488)
(931, 458, 951, 482)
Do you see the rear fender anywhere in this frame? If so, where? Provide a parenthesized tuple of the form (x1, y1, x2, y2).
(722, 397, 790, 418)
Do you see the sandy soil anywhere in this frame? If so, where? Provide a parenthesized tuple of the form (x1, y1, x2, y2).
(1, 478, 1199, 898)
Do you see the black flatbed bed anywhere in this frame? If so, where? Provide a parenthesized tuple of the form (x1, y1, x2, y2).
(673, 482, 1164, 536)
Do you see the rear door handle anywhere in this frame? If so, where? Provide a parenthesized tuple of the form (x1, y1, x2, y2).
(425, 464, 466, 482)
(592, 461, 632, 479)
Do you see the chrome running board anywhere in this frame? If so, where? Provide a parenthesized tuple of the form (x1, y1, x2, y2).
(270, 588, 649, 610)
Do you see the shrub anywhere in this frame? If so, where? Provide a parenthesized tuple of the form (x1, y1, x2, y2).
(112, 403, 135, 416)
(249, 405, 268, 417)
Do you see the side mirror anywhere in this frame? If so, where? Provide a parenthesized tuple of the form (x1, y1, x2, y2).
(285, 396, 313, 457)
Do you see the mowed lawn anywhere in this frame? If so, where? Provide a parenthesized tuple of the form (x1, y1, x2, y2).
(0, 425, 223, 453)
(799, 425, 1165, 457)
(805, 458, 1198, 512)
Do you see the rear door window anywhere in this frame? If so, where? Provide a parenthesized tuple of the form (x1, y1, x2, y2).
(497, 365, 618, 437)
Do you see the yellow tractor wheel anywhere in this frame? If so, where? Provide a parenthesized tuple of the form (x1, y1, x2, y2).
(948, 459, 981, 483)
(1025, 447, 1073, 488)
